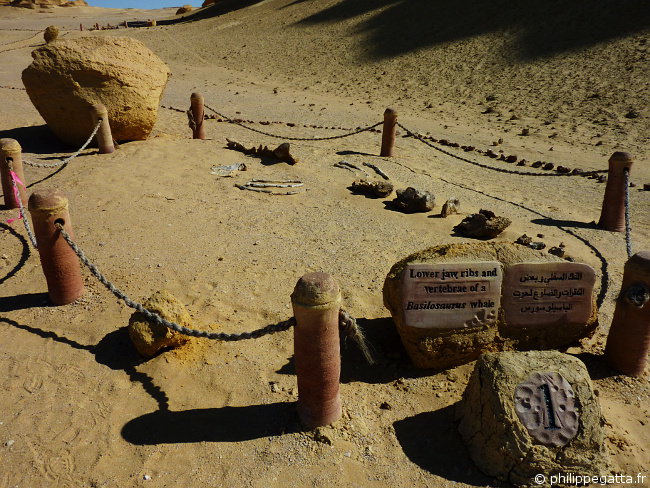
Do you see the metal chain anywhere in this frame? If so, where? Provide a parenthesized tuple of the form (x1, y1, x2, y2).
(398, 122, 608, 178)
(204, 103, 382, 141)
(23, 120, 102, 169)
(624, 167, 632, 258)
(55, 222, 295, 340)
(6, 159, 38, 248)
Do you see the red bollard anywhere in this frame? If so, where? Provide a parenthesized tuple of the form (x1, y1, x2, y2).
(292, 272, 342, 428)
(598, 152, 633, 232)
(605, 251, 650, 376)
(190, 92, 206, 140)
(90, 103, 115, 154)
(80, 23, 83, 31)
(28, 189, 84, 305)
(0, 138, 27, 209)
(380, 108, 397, 157)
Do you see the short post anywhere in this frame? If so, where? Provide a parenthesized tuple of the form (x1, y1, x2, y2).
(148, 19, 157, 27)
(80, 23, 83, 31)
(0, 138, 27, 209)
(605, 251, 650, 376)
(190, 92, 206, 139)
(291, 272, 342, 429)
(380, 108, 397, 157)
(28, 189, 84, 305)
(90, 103, 115, 154)
(598, 152, 633, 232)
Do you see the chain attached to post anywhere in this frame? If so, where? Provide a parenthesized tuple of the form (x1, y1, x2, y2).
(624, 167, 633, 258)
(23, 120, 102, 168)
(204, 103, 382, 141)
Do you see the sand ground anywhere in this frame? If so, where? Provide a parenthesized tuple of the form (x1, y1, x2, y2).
(0, 1, 649, 487)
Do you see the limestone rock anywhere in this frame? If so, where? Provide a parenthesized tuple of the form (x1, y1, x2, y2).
(440, 198, 460, 217)
(382, 242, 599, 369)
(457, 351, 608, 485)
(454, 209, 511, 239)
(393, 187, 435, 213)
(350, 179, 394, 198)
(63, 0, 88, 5)
(22, 37, 170, 145)
(128, 290, 191, 357)
(176, 4, 193, 14)
(43, 25, 59, 43)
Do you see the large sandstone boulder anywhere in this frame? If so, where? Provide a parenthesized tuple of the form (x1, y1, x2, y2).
(128, 290, 191, 357)
(457, 351, 608, 485)
(22, 37, 170, 145)
(176, 4, 193, 14)
(383, 242, 599, 369)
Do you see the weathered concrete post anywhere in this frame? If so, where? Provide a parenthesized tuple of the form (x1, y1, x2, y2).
(291, 272, 342, 428)
(190, 92, 206, 140)
(598, 152, 633, 232)
(605, 251, 650, 376)
(0, 138, 27, 209)
(380, 108, 397, 157)
(90, 103, 115, 154)
(28, 189, 84, 305)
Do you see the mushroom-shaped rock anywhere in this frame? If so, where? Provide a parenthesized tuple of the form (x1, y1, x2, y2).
(22, 36, 170, 145)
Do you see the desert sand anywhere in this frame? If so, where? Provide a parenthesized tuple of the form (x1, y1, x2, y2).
(0, 1, 649, 487)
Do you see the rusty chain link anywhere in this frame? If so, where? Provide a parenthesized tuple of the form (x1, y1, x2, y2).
(204, 103, 382, 141)
(398, 122, 608, 178)
(624, 167, 633, 258)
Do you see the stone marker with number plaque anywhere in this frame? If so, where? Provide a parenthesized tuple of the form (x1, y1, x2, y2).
(457, 351, 607, 486)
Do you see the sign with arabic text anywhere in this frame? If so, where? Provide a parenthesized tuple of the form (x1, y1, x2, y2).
(502, 262, 595, 328)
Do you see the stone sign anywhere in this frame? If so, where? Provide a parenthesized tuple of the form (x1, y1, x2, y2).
(502, 262, 596, 328)
(401, 262, 502, 329)
(514, 371, 579, 447)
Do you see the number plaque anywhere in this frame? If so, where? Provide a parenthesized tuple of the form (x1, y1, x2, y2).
(514, 372, 579, 447)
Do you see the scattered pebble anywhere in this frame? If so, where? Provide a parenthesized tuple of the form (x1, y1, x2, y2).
(269, 382, 280, 393)
(5, 440, 14, 447)
(454, 209, 511, 239)
(143, 475, 151, 481)
(393, 187, 435, 213)
(440, 198, 460, 217)
(643, 183, 650, 191)
(548, 246, 565, 258)
(379, 402, 392, 410)
(520, 128, 530, 136)
(542, 162, 555, 171)
(350, 179, 394, 198)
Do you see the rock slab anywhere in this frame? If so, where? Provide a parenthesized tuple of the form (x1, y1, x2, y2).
(22, 36, 170, 145)
(128, 290, 190, 357)
(383, 242, 599, 369)
(457, 351, 608, 486)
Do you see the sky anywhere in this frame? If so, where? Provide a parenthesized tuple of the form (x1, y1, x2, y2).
(88, 0, 203, 9)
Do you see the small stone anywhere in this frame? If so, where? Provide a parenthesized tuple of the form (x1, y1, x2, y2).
(482, 107, 496, 114)
(453, 209, 511, 240)
(5, 440, 14, 447)
(548, 246, 565, 258)
(313, 427, 332, 445)
(542, 162, 555, 170)
(571, 168, 584, 175)
(624, 109, 639, 119)
(529, 242, 546, 250)
(485, 149, 498, 158)
(598, 175, 607, 183)
(520, 128, 530, 136)
(531, 161, 543, 168)
(629, 182, 636, 188)
(350, 179, 394, 198)
(537, 233, 544, 238)
(44, 25, 59, 43)
(515, 234, 532, 246)
(643, 183, 650, 191)
(556, 166, 571, 174)
(440, 198, 460, 217)
(143, 475, 152, 481)
(1, 254, 7, 260)
(517, 159, 527, 166)
(269, 382, 280, 393)
(505, 155, 517, 163)
(379, 402, 392, 410)
(393, 187, 435, 213)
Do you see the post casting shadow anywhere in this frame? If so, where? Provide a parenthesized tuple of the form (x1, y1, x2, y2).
(394, 404, 503, 487)
(0, 222, 31, 288)
(0, 318, 169, 411)
(0, 125, 74, 156)
(121, 401, 295, 445)
(531, 217, 599, 230)
(0, 292, 49, 313)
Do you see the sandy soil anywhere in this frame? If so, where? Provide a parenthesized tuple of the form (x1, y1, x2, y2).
(0, 1, 649, 487)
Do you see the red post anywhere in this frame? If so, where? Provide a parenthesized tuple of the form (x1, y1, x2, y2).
(90, 103, 115, 154)
(80, 23, 83, 31)
(380, 108, 397, 157)
(598, 152, 633, 232)
(292, 272, 342, 428)
(0, 138, 27, 209)
(190, 92, 206, 140)
(28, 189, 84, 305)
(605, 251, 650, 376)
